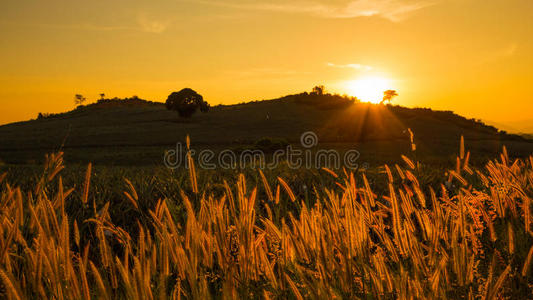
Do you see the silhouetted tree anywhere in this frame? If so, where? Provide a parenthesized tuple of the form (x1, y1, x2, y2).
(165, 88, 209, 118)
(74, 94, 86, 106)
(381, 90, 398, 105)
(99, 93, 105, 100)
(311, 85, 325, 96)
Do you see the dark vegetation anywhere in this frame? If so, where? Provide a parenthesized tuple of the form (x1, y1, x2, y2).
(2, 87, 531, 166)
(276, 86, 359, 110)
(37, 95, 161, 120)
(165, 88, 210, 118)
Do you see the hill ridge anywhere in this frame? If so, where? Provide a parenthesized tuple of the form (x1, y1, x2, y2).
(0, 92, 530, 165)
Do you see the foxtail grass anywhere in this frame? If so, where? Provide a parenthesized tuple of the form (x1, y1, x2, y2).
(0, 140, 531, 299)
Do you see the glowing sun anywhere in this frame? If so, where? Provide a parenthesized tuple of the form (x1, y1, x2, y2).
(346, 77, 394, 104)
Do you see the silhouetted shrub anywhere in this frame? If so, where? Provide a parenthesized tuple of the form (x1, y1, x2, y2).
(96, 96, 156, 105)
(37, 112, 59, 120)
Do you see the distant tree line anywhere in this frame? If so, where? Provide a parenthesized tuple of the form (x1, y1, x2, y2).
(72, 94, 160, 108)
(95, 95, 155, 105)
(282, 86, 360, 110)
(69, 89, 213, 119)
(36, 112, 61, 120)
(37, 94, 161, 120)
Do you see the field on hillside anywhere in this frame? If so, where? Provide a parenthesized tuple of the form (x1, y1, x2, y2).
(1, 95, 531, 165)
(0, 136, 532, 299)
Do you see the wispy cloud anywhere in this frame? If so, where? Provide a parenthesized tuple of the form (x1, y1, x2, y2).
(137, 14, 170, 33)
(327, 62, 373, 71)
(196, 0, 438, 22)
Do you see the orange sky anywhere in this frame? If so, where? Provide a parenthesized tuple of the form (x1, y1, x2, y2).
(1, 0, 532, 130)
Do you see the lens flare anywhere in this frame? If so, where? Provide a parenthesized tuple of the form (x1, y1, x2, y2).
(346, 77, 394, 103)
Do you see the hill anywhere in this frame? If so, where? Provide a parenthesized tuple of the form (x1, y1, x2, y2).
(483, 119, 533, 135)
(0, 93, 531, 165)
(507, 119, 533, 134)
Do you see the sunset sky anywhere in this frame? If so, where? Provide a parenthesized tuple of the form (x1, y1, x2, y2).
(1, 0, 532, 129)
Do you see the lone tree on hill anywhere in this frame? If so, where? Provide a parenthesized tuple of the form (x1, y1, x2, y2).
(99, 93, 105, 100)
(166, 88, 210, 118)
(381, 90, 398, 105)
(74, 94, 86, 106)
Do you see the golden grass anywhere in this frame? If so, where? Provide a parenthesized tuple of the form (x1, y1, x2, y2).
(0, 140, 532, 299)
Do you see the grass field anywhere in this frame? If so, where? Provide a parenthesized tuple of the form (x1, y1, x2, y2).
(2, 0, 532, 298)
(0, 136, 532, 299)
(0, 95, 532, 299)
